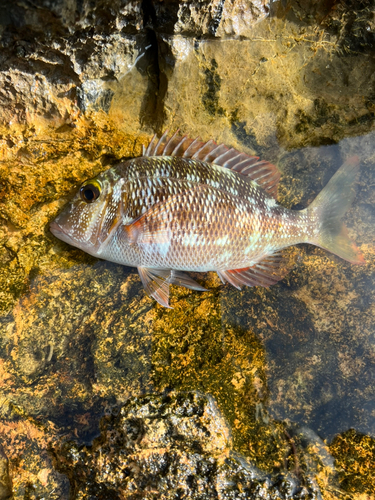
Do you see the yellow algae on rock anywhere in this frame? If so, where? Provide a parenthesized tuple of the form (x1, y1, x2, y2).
(0, 116, 146, 314)
(330, 429, 375, 496)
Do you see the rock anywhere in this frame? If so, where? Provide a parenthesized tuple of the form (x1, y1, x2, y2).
(150, 0, 270, 37)
(160, 17, 375, 152)
(330, 428, 375, 495)
(0, 27, 150, 130)
(1, 262, 154, 412)
(54, 392, 323, 499)
(0, 446, 12, 500)
(0, 400, 70, 500)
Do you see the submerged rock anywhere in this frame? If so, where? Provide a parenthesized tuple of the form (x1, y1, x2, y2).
(55, 392, 323, 499)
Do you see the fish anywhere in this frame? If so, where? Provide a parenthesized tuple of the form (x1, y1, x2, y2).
(50, 131, 365, 307)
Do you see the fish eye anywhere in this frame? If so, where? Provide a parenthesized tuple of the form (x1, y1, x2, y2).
(80, 182, 101, 203)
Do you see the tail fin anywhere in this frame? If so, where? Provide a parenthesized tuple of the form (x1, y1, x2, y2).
(306, 156, 365, 264)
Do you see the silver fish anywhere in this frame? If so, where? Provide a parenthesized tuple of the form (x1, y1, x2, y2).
(50, 131, 364, 307)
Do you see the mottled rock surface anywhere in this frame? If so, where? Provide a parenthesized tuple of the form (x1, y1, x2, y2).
(0, 0, 374, 498)
(54, 392, 324, 499)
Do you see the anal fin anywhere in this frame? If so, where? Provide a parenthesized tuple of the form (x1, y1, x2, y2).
(217, 253, 291, 290)
(138, 268, 206, 307)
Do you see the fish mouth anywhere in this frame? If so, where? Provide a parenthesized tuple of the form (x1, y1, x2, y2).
(50, 220, 74, 245)
(50, 220, 65, 237)
(50, 219, 99, 253)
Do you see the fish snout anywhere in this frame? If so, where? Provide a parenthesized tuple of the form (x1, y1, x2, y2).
(50, 220, 64, 238)
(49, 219, 75, 246)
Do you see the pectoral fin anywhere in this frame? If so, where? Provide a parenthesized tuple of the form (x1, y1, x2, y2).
(138, 267, 206, 307)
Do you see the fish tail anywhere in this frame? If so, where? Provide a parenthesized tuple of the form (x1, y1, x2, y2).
(305, 156, 365, 264)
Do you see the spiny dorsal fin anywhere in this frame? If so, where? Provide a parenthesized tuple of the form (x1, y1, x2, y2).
(143, 131, 280, 199)
(217, 252, 290, 289)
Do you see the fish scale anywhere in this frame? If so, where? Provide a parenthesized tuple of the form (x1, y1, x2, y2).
(118, 156, 263, 209)
(50, 133, 364, 307)
(105, 167, 311, 271)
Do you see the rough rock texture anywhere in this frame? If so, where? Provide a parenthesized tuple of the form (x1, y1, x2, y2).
(0, 0, 374, 498)
(0, 0, 373, 141)
(54, 392, 324, 499)
(150, 0, 270, 37)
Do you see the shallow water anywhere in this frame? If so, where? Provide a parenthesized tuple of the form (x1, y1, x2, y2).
(0, 0, 374, 498)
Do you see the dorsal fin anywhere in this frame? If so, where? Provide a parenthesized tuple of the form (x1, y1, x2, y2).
(143, 131, 280, 199)
(217, 252, 290, 289)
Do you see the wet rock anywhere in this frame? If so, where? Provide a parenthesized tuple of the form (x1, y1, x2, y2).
(160, 16, 375, 152)
(0, 257, 276, 467)
(0, 29, 150, 130)
(0, 262, 153, 416)
(0, 400, 70, 500)
(54, 392, 322, 499)
(0, 256, 344, 498)
(0, 0, 373, 143)
(0, 446, 12, 500)
(330, 428, 375, 495)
